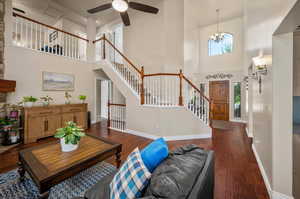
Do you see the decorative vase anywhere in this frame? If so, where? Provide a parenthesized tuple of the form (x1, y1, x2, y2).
(24, 102, 34, 108)
(65, 100, 71, 105)
(60, 138, 78, 152)
(43, 102, 50, 107)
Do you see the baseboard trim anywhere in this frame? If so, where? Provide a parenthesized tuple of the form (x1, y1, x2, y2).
(252, 144, 294, 199)
(125, 129, 158, 140)
(108, 127, 127, 133)
(252, 144, 272, 197)
(245, 127, 253, 138)
(125, 129, 212, 141)
(230, 119, 247, 123)
(272, 191, 294, 199)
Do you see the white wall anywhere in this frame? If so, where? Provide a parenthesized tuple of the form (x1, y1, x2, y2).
(4, 46, 101, 122)
(199, 17, 244, 74)
(244, 0, 297, 197)
(123, 0, 183, 74)
(272, 32, 294, 198)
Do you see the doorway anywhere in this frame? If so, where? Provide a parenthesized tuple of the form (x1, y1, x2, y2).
(209, 80, 230, 121)
(95, 79, 112, 122)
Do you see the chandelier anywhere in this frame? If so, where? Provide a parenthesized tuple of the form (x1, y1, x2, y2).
(210, 9, 225, 42)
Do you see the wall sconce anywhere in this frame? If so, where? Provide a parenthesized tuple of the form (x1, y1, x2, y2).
(252, 55, 272, 94)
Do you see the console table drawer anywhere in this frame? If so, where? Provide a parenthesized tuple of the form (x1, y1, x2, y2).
(62, 105, 87, 113)
(28, 108, 61, 117)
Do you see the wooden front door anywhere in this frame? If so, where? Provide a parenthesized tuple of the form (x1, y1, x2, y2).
(209, 80, 229, 121)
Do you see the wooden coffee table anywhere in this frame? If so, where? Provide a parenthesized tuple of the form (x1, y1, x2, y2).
(18, 135, 122, 198)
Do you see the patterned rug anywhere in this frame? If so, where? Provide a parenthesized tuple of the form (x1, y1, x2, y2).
(0, 162, 116, 199)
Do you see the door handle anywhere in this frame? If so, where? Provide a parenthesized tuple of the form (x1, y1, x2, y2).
(73, 116, 77, 123)
(44, 120, 48, 131)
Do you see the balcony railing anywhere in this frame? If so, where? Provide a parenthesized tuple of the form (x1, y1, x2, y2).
(12, 13, 88, 61)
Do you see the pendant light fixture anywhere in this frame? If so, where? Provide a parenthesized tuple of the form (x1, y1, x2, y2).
(210, 9, 225, 42)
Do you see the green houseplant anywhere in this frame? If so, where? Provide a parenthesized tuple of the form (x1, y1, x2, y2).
(54, 121, 85, 152)
(22, 96, 38, 107)
(40, 96, 54, 106)
(78, 95, 87, 104)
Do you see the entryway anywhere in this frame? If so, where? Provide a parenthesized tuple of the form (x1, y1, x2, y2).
(95, 79, 111, 123)
(209, 80, 230, 121)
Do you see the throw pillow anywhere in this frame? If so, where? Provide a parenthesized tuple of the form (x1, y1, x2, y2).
(141, 138, 169, 172)
(110, 148, 151, 199)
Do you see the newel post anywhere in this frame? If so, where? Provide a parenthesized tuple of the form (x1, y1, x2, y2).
(140, 66, 145, 105)
(107, 102, 111, 128)
(102, 33, 106, 60)
(179, 69, 183, 106)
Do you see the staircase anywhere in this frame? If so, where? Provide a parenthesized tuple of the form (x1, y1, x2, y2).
(94, 35, 212, 140)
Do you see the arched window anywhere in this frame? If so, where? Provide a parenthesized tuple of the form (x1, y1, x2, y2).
(208, 33, 233, 56)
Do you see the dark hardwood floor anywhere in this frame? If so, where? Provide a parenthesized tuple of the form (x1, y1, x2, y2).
(0, 120, 269, 199)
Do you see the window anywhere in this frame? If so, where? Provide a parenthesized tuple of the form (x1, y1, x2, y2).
(208, 33, 233, 56)
(233, 82, 241, 119)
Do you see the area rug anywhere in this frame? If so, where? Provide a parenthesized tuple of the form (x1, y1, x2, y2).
(0, 162, 116, 199)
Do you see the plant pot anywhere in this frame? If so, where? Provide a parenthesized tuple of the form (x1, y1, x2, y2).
(24, 102, 34, 108)
(60, 138, 78, 152)
(42, 102, 50, 107)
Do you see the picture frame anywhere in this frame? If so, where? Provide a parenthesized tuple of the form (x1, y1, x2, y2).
(42, 72, 75, 91)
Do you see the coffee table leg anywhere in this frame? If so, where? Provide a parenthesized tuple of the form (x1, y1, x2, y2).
(18, 162, 25, 182)
(39, 191, 49, 199)
(116, 151, 121, 169)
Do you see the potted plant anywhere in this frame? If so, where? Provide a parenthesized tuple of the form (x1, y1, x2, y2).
(54, 121, 85, 152)
(65, 92, 72, 104)
(40, 96, 53, 106)
(22, 96, 38, 107)
(78, 95, 87, 104)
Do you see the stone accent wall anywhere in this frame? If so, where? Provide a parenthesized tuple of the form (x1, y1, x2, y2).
(0, 0, 6, 102)
(0, 0, 4, 78)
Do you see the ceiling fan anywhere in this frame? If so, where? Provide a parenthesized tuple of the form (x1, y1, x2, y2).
(87, 0, 159, 26)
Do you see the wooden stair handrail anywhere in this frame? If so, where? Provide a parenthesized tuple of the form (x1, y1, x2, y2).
(108, 103, 126, 107)
(182, 75, 211, 102)
(144, 73, 180, 77)
(96, 37, 141, 74)
(13, 12, 89, 42)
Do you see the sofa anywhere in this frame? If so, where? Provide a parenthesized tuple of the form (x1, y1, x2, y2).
(75, 145, 214, 199)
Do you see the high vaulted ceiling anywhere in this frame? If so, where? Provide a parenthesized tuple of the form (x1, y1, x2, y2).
(13, 0, 244, 28)
(52, 0, 161, 26)
(185, 0, 244, 28)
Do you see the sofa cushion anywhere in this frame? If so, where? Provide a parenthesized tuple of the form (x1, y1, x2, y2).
(143, 145, 208, 199)
(110, 148, 151, 199)
(141, 138, 169, 172)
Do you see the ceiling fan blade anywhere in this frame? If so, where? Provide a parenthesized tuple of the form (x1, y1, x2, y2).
(87, 3, 112, 14)
(129, 2, 159, 14)
(120, 12, 130, 26)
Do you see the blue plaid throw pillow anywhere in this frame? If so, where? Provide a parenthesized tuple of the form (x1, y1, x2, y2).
(110, 148, 151, 199)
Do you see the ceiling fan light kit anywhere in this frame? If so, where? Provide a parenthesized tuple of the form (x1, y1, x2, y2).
(112, 0, 128, 12)
(87, 0, 159, 26)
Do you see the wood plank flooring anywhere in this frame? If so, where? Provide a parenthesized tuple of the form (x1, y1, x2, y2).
(0, 120, 269, 199)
